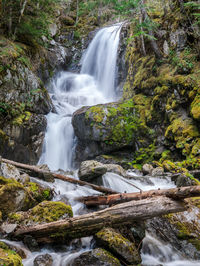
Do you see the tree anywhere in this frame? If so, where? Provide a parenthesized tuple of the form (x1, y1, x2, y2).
(1, 0, 65, 44)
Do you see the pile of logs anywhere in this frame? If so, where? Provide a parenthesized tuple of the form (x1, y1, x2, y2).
(1, 158, 200, 243)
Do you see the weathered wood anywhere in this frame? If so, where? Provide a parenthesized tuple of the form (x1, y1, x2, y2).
(13, 196, 186, 243)
(1, 158, 117, 195)
(77, 186, 200, 206)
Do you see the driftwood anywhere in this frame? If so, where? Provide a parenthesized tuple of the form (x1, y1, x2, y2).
(13, 196, 186, 243)
(77, 186, 200, 206)
(1, 158, 117, 195)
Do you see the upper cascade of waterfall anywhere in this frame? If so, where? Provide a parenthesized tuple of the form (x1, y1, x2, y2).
(81, 24, 122, 100)
(39, 24, 122, 171)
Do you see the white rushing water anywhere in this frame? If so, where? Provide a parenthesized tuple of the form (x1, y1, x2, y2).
(39, 24, 122, 171)
(16, 24, 200, 265)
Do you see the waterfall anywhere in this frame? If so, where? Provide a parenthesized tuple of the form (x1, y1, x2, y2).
(39, 24, 122, 171)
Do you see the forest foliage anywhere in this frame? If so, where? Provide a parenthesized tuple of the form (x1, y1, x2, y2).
(0, 0, 66, 44)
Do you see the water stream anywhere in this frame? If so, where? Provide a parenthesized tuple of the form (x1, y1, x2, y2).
(6, 24, 200, 265)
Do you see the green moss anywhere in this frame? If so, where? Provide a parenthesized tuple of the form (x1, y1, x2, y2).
(0, 242, 22, 266)
(154, 85, 168, 96)
(12, 111, 31, 125)
(96, 228, 141, 264)
(26, 182, 52, 202)
(191, 94, 200, 120)
(9, 201, 73, 225)
(165, 116, 199, 156)
(130, 144, 156, 167)
(166, 210, 200, 251)
(85, 99, 150, 146)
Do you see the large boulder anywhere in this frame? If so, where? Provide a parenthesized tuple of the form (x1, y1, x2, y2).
(95, 228, 141, 265)
(78, 160, 107, 181)
(71, 248, 120, 266)
(72, 100, 148, 161)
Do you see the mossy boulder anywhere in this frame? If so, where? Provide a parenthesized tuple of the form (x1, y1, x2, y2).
(0, 176, 35, 218)
(72, 248, 120, 266)
(0, 241, 22, 266)
(95, 228, 141, 264)
(72, 100, 150, 160)
(8, 201, 73, 225)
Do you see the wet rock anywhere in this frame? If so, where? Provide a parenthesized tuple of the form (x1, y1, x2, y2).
(172, 174, 194, 187)
(142, 164, 153, 175)
(34, 254, 53, 266)
(78, 160, 107, 181)
(151, 167, 164, 177)
(146, 199, 200, 261)
(105, 164, 126, 177)
(71, 248, 120, 266)
(0, 241, 23, 265)
(8, 201, 73, 226)
(95, 227, 141, 264)
(23, 235, 40, 252)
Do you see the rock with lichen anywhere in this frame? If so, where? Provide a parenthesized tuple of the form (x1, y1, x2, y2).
(78, 160, 107, 181)
(95, 227, 141, 265)
(0, 241, 23, 266)
(72, 248, 120, 266)
(147, 198, 200, 260)
(0, 176, 33, 218)
(7, 201, 73, 226)
(72, 100, 150, 161)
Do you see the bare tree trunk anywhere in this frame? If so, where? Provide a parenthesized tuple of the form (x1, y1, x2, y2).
(14, 0, 28, 36)
(1, 158, 117, 195)
(13, 196, 187, 243)
(78, 185, 200, 206)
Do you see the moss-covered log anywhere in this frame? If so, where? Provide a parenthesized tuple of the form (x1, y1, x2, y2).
(13, 196, 186, 243)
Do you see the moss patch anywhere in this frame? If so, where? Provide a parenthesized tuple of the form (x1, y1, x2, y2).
(8, 201, 73, 225)
(0, 241, 22, 266)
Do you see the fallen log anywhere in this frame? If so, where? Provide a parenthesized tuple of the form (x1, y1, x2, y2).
(77, 185, 200, 206)
(13, 196, 186, 243)
(1, 158, 117, 195)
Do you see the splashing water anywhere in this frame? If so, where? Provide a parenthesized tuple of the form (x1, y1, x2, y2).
(39, 24, 122, 170)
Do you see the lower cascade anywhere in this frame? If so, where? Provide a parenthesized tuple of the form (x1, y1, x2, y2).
(1, 24, 199, 266)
